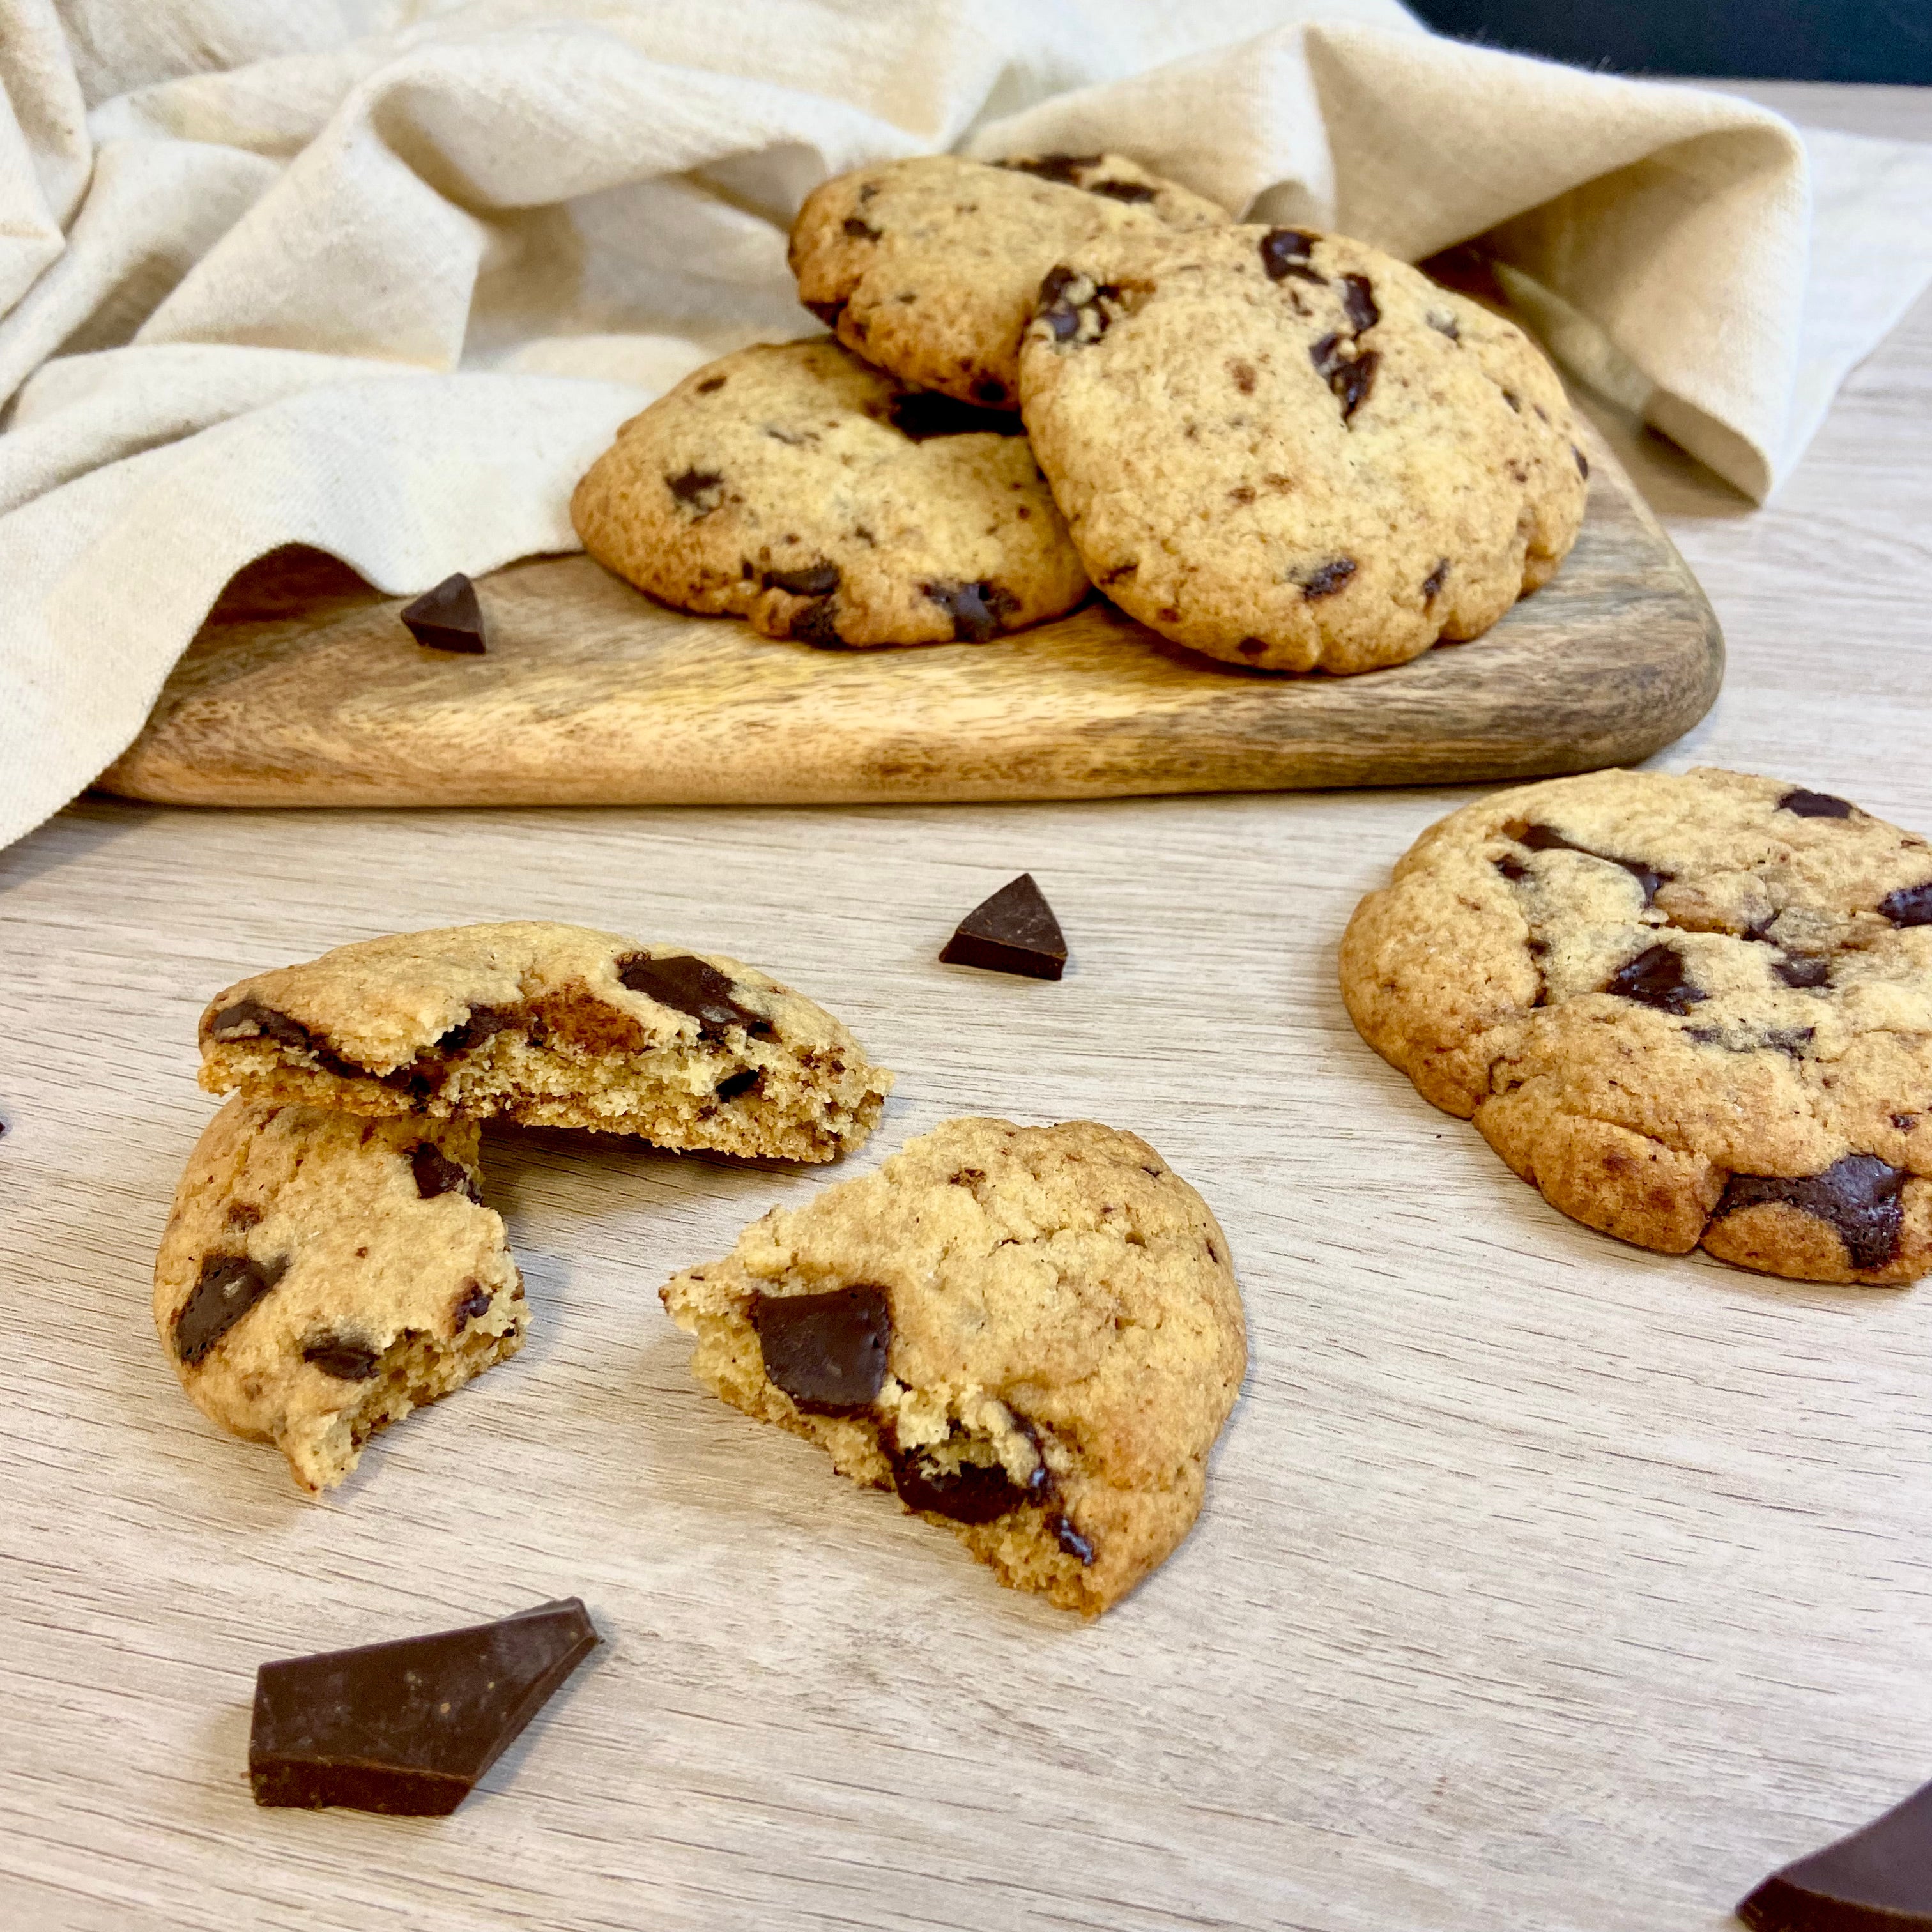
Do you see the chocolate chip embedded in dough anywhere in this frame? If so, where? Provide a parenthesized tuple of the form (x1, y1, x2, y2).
(1090, 178, 1156, 204)
(1052, 1515, 1096, 1564)
(1736, 1776, 1932, 1932)
(789, 597, 845, 648)
(1236, 636, 1268, 659)
(1309, 334, 1377, 419)
(176, 1252, 289, 1366)
(666, 468, 724, 513)
(1603, 942, 1706, 1014)
(998, 153, 1102, 185)
(1259, 227, 1324, 287)
(889, 391, 1026, 441)
(841, 215, 882, 240)
(939, 872, 1068, 981)
(303, 1335, 380, 1381)
(1298, 558, 1356, 601)
(923, 578, 1019, 643)
(1573, 445, 1590, 479)
(411, 1144, 479, 1202)
(1882, 882, 1932, 927)
(695, 374, 727, 394)
(1774, 954, 1832, 990)
(450, 1280, 493, 1333)
(1036, 264, 1112, 345)
(400, 574, 486, 655)
(762, 562, 841, 598)
(207, 997, 310, 1048)
(434, 1006, 516, 1056)
(1339, 273, 1379, 334)
(1508, 821, 1667, 904)
(615, 952, 771, 1038)
(713, 1067, 762, 1102)
(1714, 1153, 1907, 1272)
(1421, 560, 1450, 601)
(751, 1284, 891, 1414)
(889, 1437, 1034, 1524)
(1777, 786, 1855, 818)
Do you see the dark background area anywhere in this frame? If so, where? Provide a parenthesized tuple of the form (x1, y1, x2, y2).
(1405, 0, 1932, 84)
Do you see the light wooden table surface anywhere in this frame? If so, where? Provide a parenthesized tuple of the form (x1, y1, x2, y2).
(4, 79, 1930, 1932)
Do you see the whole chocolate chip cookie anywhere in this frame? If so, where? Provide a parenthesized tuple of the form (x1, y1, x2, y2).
(571, 337, 1087, 648)
(660, 1117, 1246, 1615)
(1340, 768, 1932, 1282)
(788, 153, 1227, 410)
(155, 1096, 524, 1492)
(1018, 224, 1588, 674)
(198, 922, 893, 1162)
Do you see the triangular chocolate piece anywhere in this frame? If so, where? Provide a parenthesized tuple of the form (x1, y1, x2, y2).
(1739, 1779, 1932, 1929)
(401, 572, 487, 653)
(939, 873, 1066, 981)
(249, 1598, 598, 1814)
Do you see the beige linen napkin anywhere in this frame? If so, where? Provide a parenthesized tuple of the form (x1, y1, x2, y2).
(3, 0, 1930, 852)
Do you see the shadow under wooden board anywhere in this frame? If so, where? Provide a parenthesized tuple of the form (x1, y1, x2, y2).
(102, 419, 1721, 809)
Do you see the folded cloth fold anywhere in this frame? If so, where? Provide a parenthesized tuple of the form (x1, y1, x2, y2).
(1, 0, 1929, 851)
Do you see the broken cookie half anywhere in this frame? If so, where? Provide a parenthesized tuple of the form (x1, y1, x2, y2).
(661, 1117, 1246, 1614)
(198, 921, 892, 1163)
(154, 1096, 525, 1492)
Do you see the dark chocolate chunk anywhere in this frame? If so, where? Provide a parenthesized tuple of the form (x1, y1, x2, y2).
(249, 1598, 599, 1816)
(1775, 954, 1832, 990)
(615, 953, 770, 1038)
(1300, 558, 1356, 601)
(790, 597, 845, 648)
(1573, 444, 1590, 479)
(762, 562, 841, 598)
(890, 1436, 1039, 1524)
(176, 1252, 289, 1366)
(1309, 334, 1377, 418)
(1340, 273, 1379, 334)
(450, 1279, 493, 1333)
(1421, 558, 1450, 601)
(889, 390, 1026, 440)
(1604, 942, 1706, 1013)
(998, 153, 1101, 185)
(939, 872, 1068, 981)
(302, 1336, 379, 1380)
(1508, 821, 1667, 903)
(1494, 854, 1529, 882)
(922, 578, 1019, 643)
(751, 1285, 890, 1413)
(713, 1067, 761, 1102)
(1090, 178, 1156, 203)
(399, 574, 486, 654)
(1036, 264, 1113, 344)
(666, 467, 724, 512)
(1779, 788, 1855, 818)
(1259, 227, 1324, 286)
(411, 1143, 478, 1202)
(841, 215, 882, 240)
(1740, 1777, 1932, 1929)
(1715, 1153, 1906, 1272)
(207, 997, 312, 1050)
(695, 374, 727, 394)
(435, 1005, 516, 1055)
(1052, 1515, 1095, 1565)
(1881, 882, 1932, 928)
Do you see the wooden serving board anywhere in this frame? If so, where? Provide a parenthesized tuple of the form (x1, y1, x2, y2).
(101, 420, 1720, 809)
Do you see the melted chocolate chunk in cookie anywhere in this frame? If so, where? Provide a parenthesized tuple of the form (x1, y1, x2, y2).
(666, 468, 724, 513)
(1259, 227, 1324, 288)
(1089, 178, 1156, 204)
(1778, 787, 1855, 819)
(889, 1426, 1048, 1524)
(434, 1006, 516, 1056)
(998, 153, 1101, 185)
(176, 1252, 289, 1366)
(302, 1335, 379, 1380)
(411, 1144, 478, 1202)
(1340, 273, 1379, 334)
(1298, 558, 1356, 601)
(1036, 265, 1116, 345)
(762, 562, 841, 598)
(1604, 942, 1706, 1013)
(1715, 1153, 1907, 1272)
(1881, 881, 1932, 928)
(616, 953, 770, 1038)
(1774, 954, 1832, 990)
(1506, 822, 1667, 903)
(1309, 333, 1377, 420)
(923, 578, 1019, 643)
(888, 391, 1027, 441)
(751, 1285, 891, 1414)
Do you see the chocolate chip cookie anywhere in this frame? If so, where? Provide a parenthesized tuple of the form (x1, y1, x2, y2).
(1018, 225, 1588, 673)
(198, 922, 893, 1162)
(570, 338, 1088, 648)
(660, 1117, 1246, 1614)
(155, 1096, 524, 1492)
(788, 153, 1227, 410)
(1340, 768, 1932, 1282)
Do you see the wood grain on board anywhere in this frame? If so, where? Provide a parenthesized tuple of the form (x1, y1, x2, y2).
(100, 419, 1721, 810)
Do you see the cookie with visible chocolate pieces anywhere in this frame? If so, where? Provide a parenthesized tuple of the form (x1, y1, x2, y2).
(197, 921, 892, 1162)
(788, 153, 1227, 410)
(154, 1096, 524, 1492)
(660, 1117, 1246, 1615)
(1017, 224, 1586, 673)
(570, 337, 1087, 648)
(1339, 767, 1932, 1282)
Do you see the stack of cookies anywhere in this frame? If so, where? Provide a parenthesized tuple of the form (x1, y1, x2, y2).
(571, 151, 1588, 675)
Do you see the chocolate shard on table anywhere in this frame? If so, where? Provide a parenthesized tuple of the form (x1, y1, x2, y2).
(939, 873, 1067, 981)
(400, 572, 487, 654)
(249, 1597, 598, 1814)
(1738, 1777, 1932, 1930)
